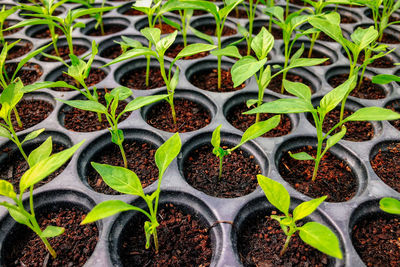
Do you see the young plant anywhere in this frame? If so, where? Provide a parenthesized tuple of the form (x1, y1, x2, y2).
(231, 27, 327, 122)
(380, 197, 400, 215)
(0, 138, 84, 258)
(81, 133, 181, 253)
(104, 28, 216, 126)
(0, 5, 18, 46)
(211, 115, 280, 179)
(245, 76, 400, 181)
(257, 175, 342, 259)
(57, 87, 168, 168)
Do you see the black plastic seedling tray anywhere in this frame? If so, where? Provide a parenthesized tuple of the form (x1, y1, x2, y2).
(1, 0, 400, 266)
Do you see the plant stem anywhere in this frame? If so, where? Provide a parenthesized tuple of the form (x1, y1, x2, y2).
(153, 230, 159, 253)
(281, 41, 289, 94)
(218, 156, 223, 179)
(308, 32, 320, 58)
(280, 235, 292, 257)
(247, 0, 254, 55)
(217, 23, 222, 90)
(118, 142, 127, 168)
(13, 107, 22, 128)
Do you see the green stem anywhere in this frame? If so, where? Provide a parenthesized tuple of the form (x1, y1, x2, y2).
(217, 24, 222, 90)
(218, 156, 223, 179)
(13, 107, 22, 128)
(118, 142, 127, 168)
(9, 125, 28, 162)
(312, 113, 323, 182)
(281, 41, 289, 94)
(308, 32, 320, 58)
(280, 234, 292, 257)
(247, 0, 254, 55)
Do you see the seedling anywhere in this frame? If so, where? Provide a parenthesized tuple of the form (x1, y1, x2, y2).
(231, 27, 327, 122)
(245, 76, 400, 181)
(0, 5, 18, 46)
(81, 133, 181, 253)
(0, 138, 84, 258)
(57, 86, 168, 168)
(104, 28, 216, 125)
(211, 115, 280, 179)
(257, 175, 342, 258)
(380, 197, 400, 215)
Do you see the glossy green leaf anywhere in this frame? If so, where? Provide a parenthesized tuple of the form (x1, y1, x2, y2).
(260, 65, 272, 89)
(0, 180, 16, 199)
(91, 163, 144, 196)
(320, 75, 356, 114)
(103, 47, 156, 67)
(372, 74, 400, 84)
(289, 151, 315, 161)
(175, 43, 216, 59)
(9, 208, 30, 226)
(21, 128, 45, 144)
(169, 68, 179, 92)
(326, 126, 346, 150)
(344, 107, 400, 122)
(309, 12, 343, 45)
(22, 81, 73, 93)
(155, 133, 181, 178)
(0, 126, 11, 139)
(156, 30, 178, 55)
(239, 115, 280, 146)
(231, 56, 267, 87)
(244, 98, 313, 115)
(283, 80, 311, 101)
(264, 6, 284, 22)
(56, 99, 107, 114)
(28, 137, 52, 167)
(41, 226, 64, 238)
(298, 222, 343, 259)
(0, 80, 24, 110)
(123, 94, 168, 113)
(211, 125, 221, 149)
(189, 25, 214, 44)
(110, 86, 132, 101)
(293, 196, 326, 221)
(210, 46, 242, 59)
(288, 57, 329, 69)
(379, 197, 400, 215)
(257, 175, 290, 216)
(141, 27, 161, 45)
(350, 26, 378, 51)
(251, 27, 274, 60)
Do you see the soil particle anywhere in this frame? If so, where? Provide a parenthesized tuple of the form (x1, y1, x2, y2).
(31, 27, 64, 39)
(100, 44, 123, 59)
(154, 23, 177, 34)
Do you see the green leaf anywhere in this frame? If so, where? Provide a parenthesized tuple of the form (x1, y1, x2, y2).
(110, 86, 132, 101)
(211, 46, 242, 59)
(189, 26, 214, 44)
(260, 65, 272, 89)
(257, 175, 290, 216)
(251, 27, 274, 60)
(19, 140, 84, 193)
(162, 15, 181, 31)
(289, 151, 315, 161)
(41, 226, 64, 238)
(283, 80, 311, 101)
(288, 58, 329, 69)
(290, 43, 305, 62)
(141, 27, 161, 45)
(28, 137, 52, 167)
(0, 180, 16, 199)
(21, 128, 45, 144)
(231, 56, 267, 87)
(0, 126, 11, 139)
(155, 133, 181, 178)
(91, 163, 144, 196)
(309, 12, 343, 46)
(8, 208, 30, 226)
(81, 200, 144, 224)
(320, 75, 356, 114)
(372, 74, 400, 84)
(123, 94, 168, 113)
(244, 98, 313, 115)
(103, 47, 156, 67)
(238, 115, 280, 146)
(264, 6, 284, 22)
(0, 80, 24, 110)
(111, 129, 124, 145)
(326, 126, 346, 150)
(344, 107, 400, 122)
(175, 43, 216, 60)
(169, 68, 179, 92)
(298, 222, 343, 259)
(22, 81, 72, 93)
(56, 99, 107, 114)
(293, 196, 326, 221)
(156, 30, 178, 55)
(211, 125, 222, 151)
(350, 26, 378, 51)
(380, 197, 400, 215)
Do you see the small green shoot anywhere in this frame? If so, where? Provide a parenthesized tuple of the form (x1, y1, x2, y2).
(379, 197, 400, 215)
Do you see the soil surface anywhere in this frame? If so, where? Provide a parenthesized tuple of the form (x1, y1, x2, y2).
(154, 23, 177, 34)
(0, 143, 68, 194)
(40, 45, 88, 62)
(290, 47, 333, 66)
(5, 62, 42, 86)
(253, 25, 283, 39)
(165, 43, 209, 59)
(226, 102, 292, 137)
(190, 68, 245, 92)
(0, 99, 53, 132)
(123, 9, 145, 16)
(31, 27, 64, 39)
(228, 8, 249, 19)
(328, 74, 386, 99)
(356, 51, 395, 68)
(340, 13, 358, 24)
(352, 214, 400, 267)
(269, 73, 314, 95)
(87, 24, 127, 36)
(3, 42, 32, 60)
(53, 68, 107, 91)
(279, 146, 357, 202)
(100, 44, 123, 59)
(371, 142, 400, 193)
(4, 207, 98, 267)
(194, 24, 237, 36)
(119, 203, 212, 266)
(4, 20, 23, 36)
(377, 32, 400, 44)
(120, 67, 166, 89)
(237, 210, 330, 267)
(385, 100, 400, 131)
(183, 143, 261, 198)
(86, 140, 158, 195)
(318, 32, 336, 42)
(62, 90, 129, 132)
(146, 99, 211, 133)
(306, 108, 374, 142)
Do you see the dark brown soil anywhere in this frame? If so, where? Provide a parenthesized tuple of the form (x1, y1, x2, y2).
(236, 44, 256, 58)
(237, 210, 330, 267)
(357, 51, 394, 68)
(307, 108, 374, 142)
(86, 24, 127, 36)
(339, 13, 358, 24)
(352, 214, 400, 267)
(31, 27, 64, 39)
(119, 203, 212, 266)
(194, 24, 237, 36)
(290, 47, 333, 65)
(269, 73, 314, 95)
(0, 143, 68, 194)
(190, 68, 246, 92)
(289, 0, 311, 6)
(40, 45, 88, 62)
(254, 25, 283, 39)
(378, 32, 400, 44)
(0, 99, 53, 132)
(385, 100, 400, 131)
(62, 90, 129, 132)
(123, 9, 145, 16)
(371, 142, 400, 193)
(3, 42, 32, 60)
(4, 20, 23, 36)
(228, 8, 249, 19)
(183, 143, 261, 198)
(86, 140, 158, 195)
(100, 44, 123, 59)
(119, 67, 166, 89)
(146, 99, 211, 133)
(53, 68, 107, 91)
(328, 73, 386, 99)
(279, 146, 357, 202)
(5, 62, 42, 86)
(154, 23, 177, 34)
(318, 32, 336, 42)
(4, 207, 99, 267)
(226, 102, 292, 137)
(165, 43, 209, 59)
